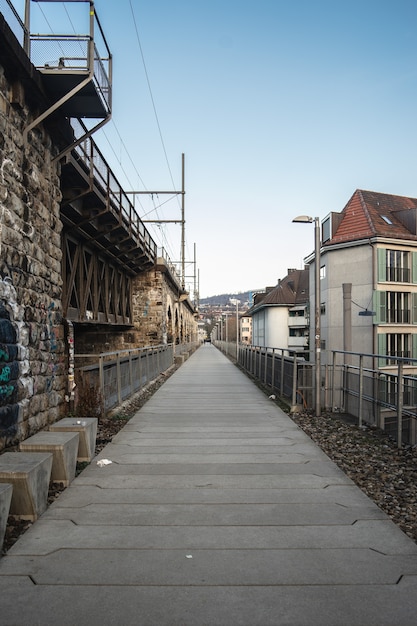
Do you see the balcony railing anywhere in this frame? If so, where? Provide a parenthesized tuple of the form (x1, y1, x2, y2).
(386, 267, 410, 283)
(387, 309, 410, 324)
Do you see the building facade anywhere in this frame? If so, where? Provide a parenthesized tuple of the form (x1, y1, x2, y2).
(249, 269, 309, 355)
(310, 190, 417, 372)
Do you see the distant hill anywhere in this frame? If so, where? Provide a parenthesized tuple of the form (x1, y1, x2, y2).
(200, 291, 258, 307)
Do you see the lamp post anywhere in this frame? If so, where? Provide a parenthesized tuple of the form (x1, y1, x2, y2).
(292, 215, 321, 417)
(230, 298, 239, 361)
(224, 313, 230, 349)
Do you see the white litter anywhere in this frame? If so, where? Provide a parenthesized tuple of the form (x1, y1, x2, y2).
(97, 459, 113, 467)
(269, 394, 276, 400)
(185, 554, 193, 559)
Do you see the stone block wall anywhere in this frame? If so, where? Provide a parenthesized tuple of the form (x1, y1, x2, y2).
(0, 58, 66, 451)
(131, 265, 197, 347)
(132, 268, 166, 346)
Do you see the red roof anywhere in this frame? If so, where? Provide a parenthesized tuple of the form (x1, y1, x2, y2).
(326, 189, 417, 245)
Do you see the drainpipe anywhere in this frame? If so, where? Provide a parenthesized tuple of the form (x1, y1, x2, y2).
(342, 283, 352, 365)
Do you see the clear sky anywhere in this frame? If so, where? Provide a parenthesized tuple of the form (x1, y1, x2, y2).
(18, 0, 417, 298)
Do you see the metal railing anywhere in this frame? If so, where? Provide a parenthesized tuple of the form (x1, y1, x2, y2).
(70, 119, 158, 263)
(0, 0, 26, 45)
(217, 341, 417, 448)
(174, 341, 199, 357)
(328, 350, 417, 448)
(76, 345, 174, 412)
(215, 341, 313, 412)
(1, 1, 112, 111)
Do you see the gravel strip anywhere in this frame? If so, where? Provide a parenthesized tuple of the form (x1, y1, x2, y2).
(291, 411, 417, 543)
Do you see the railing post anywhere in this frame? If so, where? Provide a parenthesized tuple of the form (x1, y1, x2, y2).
(139, 348, 143, 390)
(99, 354, 104, 408)
(271, 348, 276, 392)
(116, 351, 122, 406)
(264, 349, 268, 385)
(128, 349, 133, 397)
(397, 361, 404, 449)
(291, 356, 297, 412)
(146, 348, 150, 383)
(280, 351, 285, 397)
(358, 354, 364, 428)
(331, 351, 336, 411)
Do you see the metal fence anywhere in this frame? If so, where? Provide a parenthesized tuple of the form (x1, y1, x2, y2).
(328, 350, 417, 448)
(215, 341, 314, 411)
(217, 341, 417, 449)
(76, 344, 174, 412)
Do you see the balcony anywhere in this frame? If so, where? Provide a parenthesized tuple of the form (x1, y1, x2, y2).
(288, 316, 308, 328)
(0, 0, 113, 155)
(29, 13, 112, 120)
(288, 336, 309, 349)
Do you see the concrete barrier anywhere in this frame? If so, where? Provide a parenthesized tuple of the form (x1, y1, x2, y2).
(0, 452, 53, 520)
(19, 431, 79, 486)
(49, 417, 98, 462)
(0, 483, 12, 554)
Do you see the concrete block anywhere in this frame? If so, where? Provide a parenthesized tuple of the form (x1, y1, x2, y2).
(0, 483, 13, 553)
(0, 452, 53, 521)
(19, 431, 79, 486)
(49, 417, 98, 462)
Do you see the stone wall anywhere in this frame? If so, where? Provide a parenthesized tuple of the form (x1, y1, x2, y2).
(132, 268, 166, 346)
(0, 51, 66, 450)
(132, 264, 197, 346)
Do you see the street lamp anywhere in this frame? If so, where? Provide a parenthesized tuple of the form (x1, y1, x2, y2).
(230, 298, 239, 361)
(292, 215, 321, 417)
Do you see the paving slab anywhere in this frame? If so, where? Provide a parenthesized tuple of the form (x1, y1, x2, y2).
(2, 345, 417, 626)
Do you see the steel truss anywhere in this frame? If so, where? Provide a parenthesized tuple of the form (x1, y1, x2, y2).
(62, 232, 132, 324)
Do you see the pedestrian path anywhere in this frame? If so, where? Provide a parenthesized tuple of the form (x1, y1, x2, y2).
(2, 345, 417, 625)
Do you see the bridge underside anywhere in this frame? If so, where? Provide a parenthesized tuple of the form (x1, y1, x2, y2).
(62, 232, 132, 325)
(60, 140, 157, 325)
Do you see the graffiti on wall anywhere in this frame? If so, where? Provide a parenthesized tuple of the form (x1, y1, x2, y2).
(0, 301, 19, 438)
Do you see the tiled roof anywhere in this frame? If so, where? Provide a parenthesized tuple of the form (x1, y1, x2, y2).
(326, 189, 417, 245)
(248, 269, 309, 315)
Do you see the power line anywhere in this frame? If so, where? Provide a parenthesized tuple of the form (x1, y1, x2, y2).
(128, 0, 178, 196)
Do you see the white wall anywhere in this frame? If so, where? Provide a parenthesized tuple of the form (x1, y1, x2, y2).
(252, 307, 289, 348)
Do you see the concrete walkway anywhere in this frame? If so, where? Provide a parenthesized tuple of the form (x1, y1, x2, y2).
(2, 345, 417, 625)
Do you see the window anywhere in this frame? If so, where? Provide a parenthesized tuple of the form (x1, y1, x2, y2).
(320, 265, 326, 280)
(374, 291, 417, 324)
(378, 333, 411, 365)
(289, 328, 307, 337)
(387, 292, 410, 323)
(378, 248, 417, 283)
(322, 216, 331, 243)
(386, 250, 410, 282)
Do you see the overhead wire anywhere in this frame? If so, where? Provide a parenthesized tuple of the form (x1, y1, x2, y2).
(53, 0, 184, 271)
(128, 0, 178, 195)
(128, 0, 185, 266)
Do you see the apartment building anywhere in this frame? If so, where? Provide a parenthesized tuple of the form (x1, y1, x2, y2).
(310, 189, 417, 371)
(240, 315, 252, 344)
(248, 269, 309, 355)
